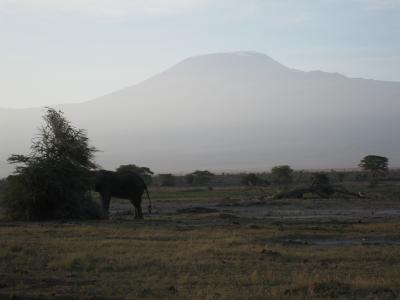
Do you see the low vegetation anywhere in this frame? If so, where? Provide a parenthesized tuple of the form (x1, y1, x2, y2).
(2, 108, 101, 221)
(1, 109, 399, 299)
(0, 213, 400, 299)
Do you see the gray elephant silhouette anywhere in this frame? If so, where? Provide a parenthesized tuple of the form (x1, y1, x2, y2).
(93, 170, 151, 219)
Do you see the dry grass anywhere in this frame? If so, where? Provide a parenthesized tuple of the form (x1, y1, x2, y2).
(1, 219, 400, 299)
(1, 184, 400, 299)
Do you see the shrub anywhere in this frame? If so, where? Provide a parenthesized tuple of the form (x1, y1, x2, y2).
(271, 165, 294, 185)
(2, 108, 102, 220)
(159, 174, 176, 187)
(242, 173, 269, 186)
(359, 155, 389, 186)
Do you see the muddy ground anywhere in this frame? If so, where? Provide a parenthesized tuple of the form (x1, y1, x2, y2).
(110, 195, 400, 246)
(112, 196, 400, 224)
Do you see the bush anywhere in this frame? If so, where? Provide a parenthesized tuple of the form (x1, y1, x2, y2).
(190, 170, 215, 186)
(159, 174, 176, 187)
(2, 108, 102, 221)
(359, 155, 389, 186)
(0, 178, 6, 197)
(242, 173, 269, 186)
(311, 173, 330, 187)
(271, 165, 293, 185)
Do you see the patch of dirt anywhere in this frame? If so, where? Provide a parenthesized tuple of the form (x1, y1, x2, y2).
(264, 234, 400, 246)
(109, 195, 400, 226)
(260, 249, 281, 257)
(218, 213, 240, 219)
(176, 207, 218, 214)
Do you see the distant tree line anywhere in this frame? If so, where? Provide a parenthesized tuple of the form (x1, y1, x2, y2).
(110, 156, 391, 189)
(0, 108, 393, 221)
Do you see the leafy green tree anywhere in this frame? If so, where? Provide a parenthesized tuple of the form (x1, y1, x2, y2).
(159, 174, 176, 187)
(359, 155, 389, 186)
(191, 170, 215, 186)
(116, 164, 154, 185)
(2, 108, 100, 220)
(271, 165, 294, 186)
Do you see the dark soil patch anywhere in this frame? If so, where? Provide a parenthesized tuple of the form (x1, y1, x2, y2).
(264, 234, 400, 246)
(176, 207, 219, 214)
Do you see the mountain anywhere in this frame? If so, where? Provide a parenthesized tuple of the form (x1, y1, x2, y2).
(1, 51, 400, 176)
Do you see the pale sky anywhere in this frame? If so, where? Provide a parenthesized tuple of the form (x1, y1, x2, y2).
(1, 0, 399, 108)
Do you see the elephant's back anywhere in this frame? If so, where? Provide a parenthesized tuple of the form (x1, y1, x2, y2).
(112, 171, 146, 194)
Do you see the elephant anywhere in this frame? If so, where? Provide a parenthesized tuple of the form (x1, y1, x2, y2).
(92, 170, 151, 219)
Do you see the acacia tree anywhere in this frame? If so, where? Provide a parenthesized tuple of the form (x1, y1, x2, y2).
(271, 165, 294, 186)
(186, 170, 215, 186)
(3, 108, 100, 220)
(359, 155, 389, 186)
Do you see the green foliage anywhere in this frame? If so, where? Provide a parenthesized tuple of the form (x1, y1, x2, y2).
(359, 155, 389, 173)
(2, 108, 101, 221)
(311, 173, 330, 187)
(271, 165, 294, 185)
(185, 174, 195, 185)
(0, 178, 6, 195)
(116, 164, 153, 185)
(188, 170, 215, 186)
(159, 174, 176, 187)
(328, 170, 346, 183)
(359, 155, 389, 185)
(242, 173, 269, 186)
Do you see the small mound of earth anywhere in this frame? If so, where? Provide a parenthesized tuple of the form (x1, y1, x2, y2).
(176, 207, 218, 214)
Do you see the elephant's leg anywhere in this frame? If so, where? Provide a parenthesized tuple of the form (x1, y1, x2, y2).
(101, 192, 111, 217)
(130, 196, 143, 219)
(129, 198, 137, 218)
(134, 205, 139, 218)
(137, 199, 143, 219)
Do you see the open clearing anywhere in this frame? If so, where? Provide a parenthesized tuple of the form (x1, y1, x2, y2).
(1, 186, 400, 299)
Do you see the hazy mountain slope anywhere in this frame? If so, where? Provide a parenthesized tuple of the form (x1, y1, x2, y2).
(1, 52, 400, 176)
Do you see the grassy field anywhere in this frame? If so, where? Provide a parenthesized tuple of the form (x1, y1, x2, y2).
(1, 185, 400, 299)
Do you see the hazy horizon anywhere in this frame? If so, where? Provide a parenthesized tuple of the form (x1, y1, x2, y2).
(1, 51, 399, 176)
(1, 1, 399, 175)
(3, 50, 400, 110)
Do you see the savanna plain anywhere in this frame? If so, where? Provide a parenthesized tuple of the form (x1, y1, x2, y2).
(1, 183, 400, 299)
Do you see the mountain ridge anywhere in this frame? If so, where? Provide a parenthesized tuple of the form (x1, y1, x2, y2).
(1, 52, 400, 176)
(1, 51, 399, 110)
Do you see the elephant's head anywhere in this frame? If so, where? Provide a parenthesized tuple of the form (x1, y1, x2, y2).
(86, 170, 108, 192)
